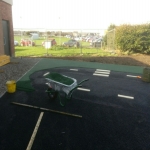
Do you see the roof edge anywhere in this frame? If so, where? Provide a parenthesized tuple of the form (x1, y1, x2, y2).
(2, 0, 13, 5)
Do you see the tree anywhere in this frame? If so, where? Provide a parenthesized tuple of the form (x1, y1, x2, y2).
(107, 24, 116, 31)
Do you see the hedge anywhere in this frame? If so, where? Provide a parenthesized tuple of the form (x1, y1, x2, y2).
(115, 24, 150, 54)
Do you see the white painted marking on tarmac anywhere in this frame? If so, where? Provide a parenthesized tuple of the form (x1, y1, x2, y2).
(43, 72, 50, 76)
(77, 88, 90, 92)
(26, 112, 44, 150)
(118, 94, 134, 99)
(70, 69, 78, 71)
(126, 75, 138, 78)
(96, 69, 110, 72)
(95, 71, 110, 74)
(93, 73, 109, 77)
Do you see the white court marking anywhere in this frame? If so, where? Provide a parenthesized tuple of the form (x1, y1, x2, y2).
(77, 88, 90, 92)
(43, 72, 50, 76)
(96, 69, 110, 72)
(95, 71, 110, 74)
(126, 75, 138, 78)
(70, 69, 78, 71)
(26, 112, 44, 150)
(118, 94, 134, 99)
(93, 73, 109, 77)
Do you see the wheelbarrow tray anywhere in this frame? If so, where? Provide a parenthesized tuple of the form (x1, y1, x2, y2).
(45, 72, 77, 95)
(45, 72, 89, 106)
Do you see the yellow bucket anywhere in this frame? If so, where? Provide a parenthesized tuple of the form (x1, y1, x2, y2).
(6, 80, 16, 93)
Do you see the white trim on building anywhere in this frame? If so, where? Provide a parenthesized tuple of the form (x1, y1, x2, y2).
(2, 0, 13, 5)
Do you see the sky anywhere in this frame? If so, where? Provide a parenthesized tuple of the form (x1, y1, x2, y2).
(12, 0, 150, 33)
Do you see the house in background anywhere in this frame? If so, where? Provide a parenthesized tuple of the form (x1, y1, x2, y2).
(0, 0, 14, 56)
(72, 31, 79, 37)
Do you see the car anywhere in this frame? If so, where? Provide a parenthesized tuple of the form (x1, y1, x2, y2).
(82, 36, 88, 41)
(62, 40, 80, 47)
(20, 39, 35, 46)
(74, 36, 82, 41)
(89, 37, 100, 44)
(91, 39, 102, 47)
(86, 36, 94, 42)
(89, 37, 98, 43)
(42, 39, 57, 47)
(14, 41, 19, 46)
(66, 35, 71, 38)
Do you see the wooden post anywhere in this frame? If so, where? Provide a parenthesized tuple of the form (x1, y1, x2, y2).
(11, 102, 82, 118)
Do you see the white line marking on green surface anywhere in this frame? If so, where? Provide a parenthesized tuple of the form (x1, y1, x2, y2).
(43, 72, 50, 76)
(70, 69, 78, 71)
(118, 94, 134, 99)
(126, 75, 137, 78)
(95, 71, 110, 74)
(26, 112, 44, 150)
(93, 73, 109, 77)
(77, 88, 90, 92)
(96, 69, 110, 72)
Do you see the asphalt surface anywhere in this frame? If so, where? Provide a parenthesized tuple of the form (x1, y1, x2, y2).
(0, 67, 150, 150)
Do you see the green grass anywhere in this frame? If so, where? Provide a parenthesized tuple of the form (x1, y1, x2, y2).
(15, 46, 117, 57)
(14, 36, 117, 57)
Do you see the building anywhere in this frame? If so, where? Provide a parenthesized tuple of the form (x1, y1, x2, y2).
(0, 0, 14, 56)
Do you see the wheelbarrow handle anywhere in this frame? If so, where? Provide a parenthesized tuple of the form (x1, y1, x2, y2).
(68, 78, 89, 95)
(78, 78, 89, 86)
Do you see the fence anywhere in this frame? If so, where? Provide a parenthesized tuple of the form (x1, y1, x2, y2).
(14, 29, 115, 57)
(106, 29, 116, 53)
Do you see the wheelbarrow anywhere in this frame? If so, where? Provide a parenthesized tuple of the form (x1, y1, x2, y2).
(45, 72, 89, 106)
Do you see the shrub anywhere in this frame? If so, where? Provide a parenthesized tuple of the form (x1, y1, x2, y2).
(115, 24, 150, 54)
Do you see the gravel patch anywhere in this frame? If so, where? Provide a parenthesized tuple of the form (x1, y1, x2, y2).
(0, 57, 41, 97)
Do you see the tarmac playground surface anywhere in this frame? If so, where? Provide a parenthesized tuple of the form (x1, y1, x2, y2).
(0, 58, 150, 150)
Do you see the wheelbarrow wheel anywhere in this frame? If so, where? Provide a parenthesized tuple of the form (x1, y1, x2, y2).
(47, 88, 58, 101)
